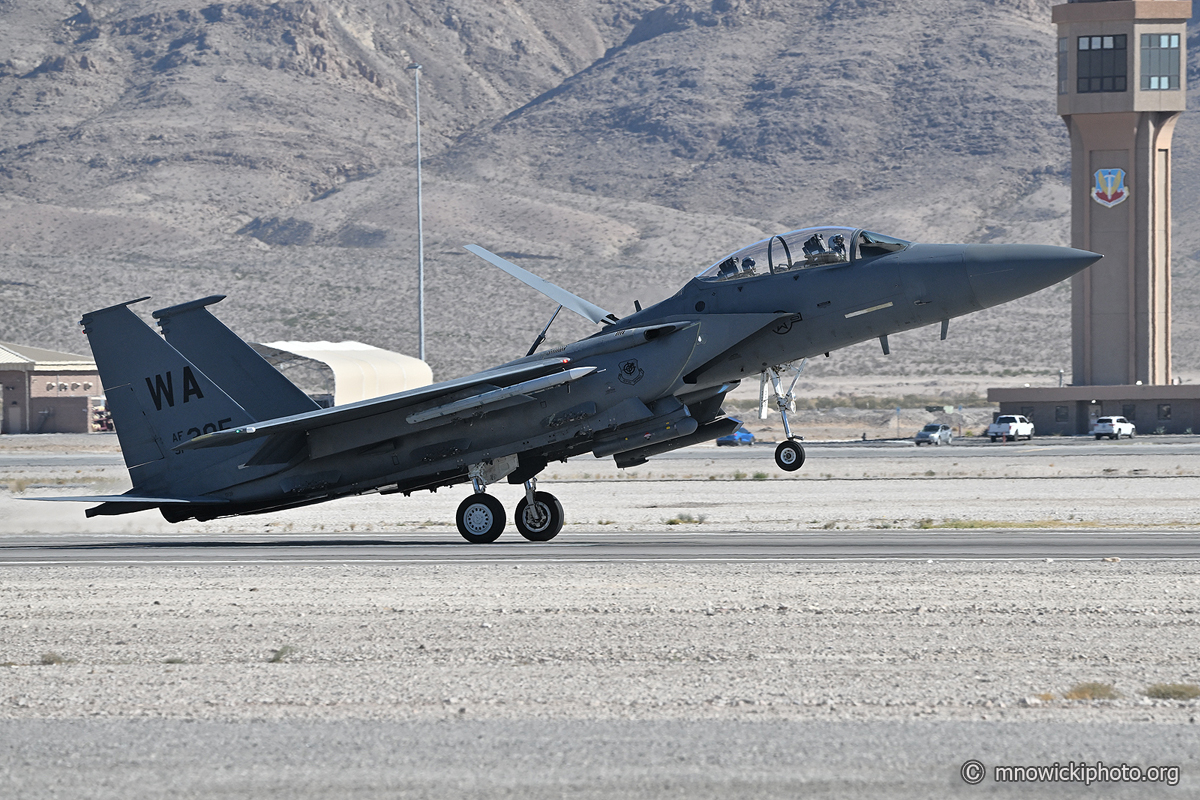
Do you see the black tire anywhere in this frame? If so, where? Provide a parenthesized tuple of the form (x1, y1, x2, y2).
(1095, 434, 1102, 440)
(515, 491, 564, 542)
(775, 440, 805, 472)
(990, 436, 997, 443)
(456, 494, 506, 543)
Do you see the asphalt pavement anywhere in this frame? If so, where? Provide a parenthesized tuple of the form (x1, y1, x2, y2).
(2, 719, 1196, 799)
(0, 530, 1196, 565)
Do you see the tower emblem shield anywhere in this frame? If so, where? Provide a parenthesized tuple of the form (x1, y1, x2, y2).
(1092, 168, 1128, 208)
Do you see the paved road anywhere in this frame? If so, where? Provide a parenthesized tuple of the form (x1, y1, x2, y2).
(3, 718, 1195, 800)
(1, 530, 1196, 565)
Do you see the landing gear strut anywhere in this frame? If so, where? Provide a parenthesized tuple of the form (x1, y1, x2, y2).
(762, 361, 807, 472)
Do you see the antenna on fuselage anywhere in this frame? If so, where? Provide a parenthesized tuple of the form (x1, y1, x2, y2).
(526, 305, 563, 357)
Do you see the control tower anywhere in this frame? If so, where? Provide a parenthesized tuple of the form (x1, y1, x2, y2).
(990, 0, 1198, 434)
(1056, 0, 1190, 385)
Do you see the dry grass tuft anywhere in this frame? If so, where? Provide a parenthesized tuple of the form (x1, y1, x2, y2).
(1144, 683, 1200, 701)
(267, 645, 297, 663)
(1062, 682, 1119, 701)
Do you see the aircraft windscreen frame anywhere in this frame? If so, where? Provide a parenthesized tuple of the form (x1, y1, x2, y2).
(696, 227, 911, 281)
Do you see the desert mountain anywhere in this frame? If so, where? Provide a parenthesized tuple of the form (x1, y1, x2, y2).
(0, 0, 1196, 385)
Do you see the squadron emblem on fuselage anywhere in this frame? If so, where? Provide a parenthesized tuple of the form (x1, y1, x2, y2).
(618, 358, 645, 385)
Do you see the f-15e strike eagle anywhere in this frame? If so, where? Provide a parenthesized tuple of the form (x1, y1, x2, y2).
(41, 226, 1099, 543)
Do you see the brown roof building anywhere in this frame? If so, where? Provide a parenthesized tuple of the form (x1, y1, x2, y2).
(0, 341, 104, 434)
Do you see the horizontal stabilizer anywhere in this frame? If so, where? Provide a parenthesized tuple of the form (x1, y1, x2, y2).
(464, 245, 619, 326)
(22, 495, 203, 504)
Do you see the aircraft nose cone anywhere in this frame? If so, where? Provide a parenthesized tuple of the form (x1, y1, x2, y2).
(965, 245, 1101, 309)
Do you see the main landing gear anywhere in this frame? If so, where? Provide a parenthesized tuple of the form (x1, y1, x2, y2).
(762, 362, 807, 472)
(455, 474, 564, 544)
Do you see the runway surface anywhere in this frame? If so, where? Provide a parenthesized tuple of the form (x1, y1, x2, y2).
(1, 530, 1197, 564)
(4, 718, 1195, 800)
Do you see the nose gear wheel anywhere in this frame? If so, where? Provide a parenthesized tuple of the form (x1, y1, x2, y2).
(774, 439, 805, 471)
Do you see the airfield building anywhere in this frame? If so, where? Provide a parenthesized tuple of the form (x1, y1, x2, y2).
(0, 342, 104, 434)
(992, 0, 1200, 434)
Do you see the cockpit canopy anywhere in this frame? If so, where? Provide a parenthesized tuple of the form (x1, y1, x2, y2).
(696, 227, 911, 282)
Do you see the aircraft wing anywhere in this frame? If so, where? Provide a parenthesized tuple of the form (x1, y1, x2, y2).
(175, 356, 585, 452)
(464, 245, 619, 326)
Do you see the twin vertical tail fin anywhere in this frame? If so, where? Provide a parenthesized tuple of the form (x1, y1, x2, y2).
(81, 299, 258, 497)
(152, 295, 319, 421)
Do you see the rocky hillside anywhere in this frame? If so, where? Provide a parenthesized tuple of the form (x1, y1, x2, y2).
(0, 0, 1197, 386)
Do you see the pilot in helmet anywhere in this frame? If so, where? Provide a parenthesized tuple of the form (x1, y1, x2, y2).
(802, 233, 826, 258)
(829, 234, 846, 257)
(741, 256, 756, 273)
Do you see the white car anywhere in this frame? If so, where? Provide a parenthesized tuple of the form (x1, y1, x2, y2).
(1092, 416, 1135, 440)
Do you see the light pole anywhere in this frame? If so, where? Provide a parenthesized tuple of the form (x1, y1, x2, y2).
(407, 63, 425, 362)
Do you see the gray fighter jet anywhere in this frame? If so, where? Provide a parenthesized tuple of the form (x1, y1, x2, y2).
(41, 226, 1099, 542)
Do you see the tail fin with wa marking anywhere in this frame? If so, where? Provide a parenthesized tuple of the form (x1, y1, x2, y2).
(81, 299, 259, 497)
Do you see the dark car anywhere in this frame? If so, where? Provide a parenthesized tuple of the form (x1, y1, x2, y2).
(717, 421, 755, 446)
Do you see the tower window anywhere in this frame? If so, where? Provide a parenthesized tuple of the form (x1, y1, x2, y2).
(1141, 34, 1180, 90)
(1058, 38, 1069, 94)
(1077, 34, 1127, 93)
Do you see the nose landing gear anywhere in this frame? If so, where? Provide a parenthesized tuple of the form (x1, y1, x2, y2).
(762, 361, 807, 472)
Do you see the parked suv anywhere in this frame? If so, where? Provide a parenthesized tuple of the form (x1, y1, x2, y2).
(987, 415, 1034, 442)
(1092, 416, 1135, 440)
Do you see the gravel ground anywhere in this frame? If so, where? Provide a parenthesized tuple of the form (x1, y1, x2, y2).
(1, 560, 1199, 725)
